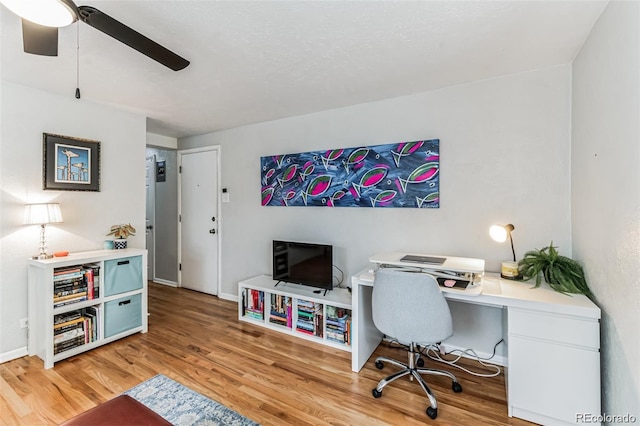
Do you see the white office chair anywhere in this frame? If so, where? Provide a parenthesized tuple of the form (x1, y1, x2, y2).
(371, 268, 462, 419)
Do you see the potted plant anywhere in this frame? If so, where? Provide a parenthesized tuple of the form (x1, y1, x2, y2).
(518, 241, 591, 295)
(106, 223, 136, 249)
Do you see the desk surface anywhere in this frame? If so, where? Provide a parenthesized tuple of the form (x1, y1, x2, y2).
(353, 269, 600, 319)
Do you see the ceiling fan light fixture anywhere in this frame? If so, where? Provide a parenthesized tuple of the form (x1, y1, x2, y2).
(1, 0, 78, 27)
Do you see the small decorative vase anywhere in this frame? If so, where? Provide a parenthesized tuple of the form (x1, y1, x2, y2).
(114, 239, 127, 250)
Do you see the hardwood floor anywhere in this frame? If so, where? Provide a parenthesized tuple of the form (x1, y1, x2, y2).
(0, 283, 533, 425)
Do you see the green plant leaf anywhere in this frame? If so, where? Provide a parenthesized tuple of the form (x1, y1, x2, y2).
(516, 241, 591, 295)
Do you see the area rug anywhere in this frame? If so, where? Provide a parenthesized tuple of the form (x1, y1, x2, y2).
(124, 374, 259, 426)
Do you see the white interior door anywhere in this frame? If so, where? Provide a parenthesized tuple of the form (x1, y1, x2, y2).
(145, 155, 156, 281)
(178, 147, 220, 295)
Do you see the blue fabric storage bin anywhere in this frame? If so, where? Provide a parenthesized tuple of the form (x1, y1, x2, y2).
(104, 256, 143, 296)
(104, 294, 142, 338)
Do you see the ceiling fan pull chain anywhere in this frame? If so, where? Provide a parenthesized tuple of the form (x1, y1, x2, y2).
(75, 22, 81, 99)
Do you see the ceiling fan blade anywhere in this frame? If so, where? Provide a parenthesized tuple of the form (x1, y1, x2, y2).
(22, 19, 58, 56)
(77, 6, 189, 71)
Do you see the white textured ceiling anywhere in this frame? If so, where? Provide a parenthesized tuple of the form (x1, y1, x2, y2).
(1, 1, 607, 138)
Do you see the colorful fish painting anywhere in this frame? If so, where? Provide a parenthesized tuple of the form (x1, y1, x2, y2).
(261, 186, 275, 206)
(350, 165, 388, 199)
(322, 149, 344, 170)
(260, 139, 439, 208)
(301, 175, 332, 205)
(277, 164, 298, 187)
(343, 147, 369, 172)
(370, 190, 397, 207)
(299, 161, 315, 181)
(397, 162, 439, 193)
(391, 141, 424, 167)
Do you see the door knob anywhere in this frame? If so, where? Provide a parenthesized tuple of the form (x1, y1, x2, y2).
(212, 217, 216, 222)
(209, 229, 216, 234)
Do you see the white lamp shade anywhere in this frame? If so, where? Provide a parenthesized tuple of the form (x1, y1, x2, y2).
(0, 0, 78, 27)
(24, 203, 63, 225)
(489, 225, 508, 242)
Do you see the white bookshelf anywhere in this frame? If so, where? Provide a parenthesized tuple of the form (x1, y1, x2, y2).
(238, 275, 352, 351)
(28, 249, 148, 368)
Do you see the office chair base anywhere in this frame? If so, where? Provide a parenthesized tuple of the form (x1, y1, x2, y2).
(372, 352, 462, 420)
(426, 406, 437, 420)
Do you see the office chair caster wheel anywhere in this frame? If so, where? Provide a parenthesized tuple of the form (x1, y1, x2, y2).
(452, 382, 463, 393)
(372, 388, 382, 398)
(426, 407, 438, 419)
(416, 357, 425, 367)
(375, 360, 384, 369)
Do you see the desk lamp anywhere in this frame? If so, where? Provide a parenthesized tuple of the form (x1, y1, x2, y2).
(24, 203, 63, 259)
(489, 223, 520, 279)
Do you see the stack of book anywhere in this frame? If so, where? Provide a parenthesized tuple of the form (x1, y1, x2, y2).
(296, 300, 323, 337)
(53, 264, 100, 308)
(53, 307, 100, 354)
(242, 288, 264, 320)
(269, 294, 292, 328)
(325, 306, 351, 345)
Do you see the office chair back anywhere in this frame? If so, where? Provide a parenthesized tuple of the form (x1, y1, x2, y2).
(372, 268, 452, 345)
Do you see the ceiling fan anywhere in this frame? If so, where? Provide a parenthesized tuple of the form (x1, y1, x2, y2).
(1, 0, 190, 71)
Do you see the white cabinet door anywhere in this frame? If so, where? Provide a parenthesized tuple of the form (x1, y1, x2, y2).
(508, 308, 600, 425)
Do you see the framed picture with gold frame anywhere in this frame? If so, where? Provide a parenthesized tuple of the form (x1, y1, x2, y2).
(43, 133, 101, 191)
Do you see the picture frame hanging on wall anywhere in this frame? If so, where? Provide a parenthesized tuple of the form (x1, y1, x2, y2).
(260, 138, 439, 208)
(43, 133, 101, 191)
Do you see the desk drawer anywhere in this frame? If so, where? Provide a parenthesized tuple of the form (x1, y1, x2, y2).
(509, 308, 599, 348)
(104, 256, 143, 296)
(104, 294, 142, 338)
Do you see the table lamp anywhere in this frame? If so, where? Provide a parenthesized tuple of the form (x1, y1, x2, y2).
(489, 223, 520, 279)
(24, 203, 63, 259)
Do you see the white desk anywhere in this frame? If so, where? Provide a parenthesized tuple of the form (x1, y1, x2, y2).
(351, 268, 601, 426)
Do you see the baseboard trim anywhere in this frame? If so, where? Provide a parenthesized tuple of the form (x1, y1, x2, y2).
(152, 279, 177, 287)
(0, 347, 27, 364)
(218, 292, 238, 303)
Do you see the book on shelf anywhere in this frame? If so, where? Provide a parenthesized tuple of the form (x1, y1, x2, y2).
(244, 310, 264, 320)
(54, 316, 85, 331)
(54, 311, 83, 325)
(84, 306, 100, 341)
(295, 299, 323, 337)
(54, 326, 85, 343)
(269, 294, 292, 327)
(54, 295, 88, 308)
(54, 266, 82, 276)
(243, 288, 264, 314)
(53, 270, 85, 282)
(54, 291, 88, 302)
(54, 336, 86, 354)
(51, 265, 101, 307)
(53, 306, 101, 354)
(85, 268, 95, 299)
(54, 284, 86, 297)
(83, 264, 101, 298)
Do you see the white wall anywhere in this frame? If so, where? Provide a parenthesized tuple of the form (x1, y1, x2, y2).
(181, 65, 571, 294)
(572, 1, 640, 420)
(180, 65, 572, 357)
(0, 81, 147, 360)
(147, 132, 178, 150)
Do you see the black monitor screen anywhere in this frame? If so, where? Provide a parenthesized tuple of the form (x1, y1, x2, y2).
(273, 240, 333, 290)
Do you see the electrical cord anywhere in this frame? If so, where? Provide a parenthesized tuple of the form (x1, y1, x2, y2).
(333, 265, 345, 287)
(383, 338, 503, 378)
(421, 340, 503, 378)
